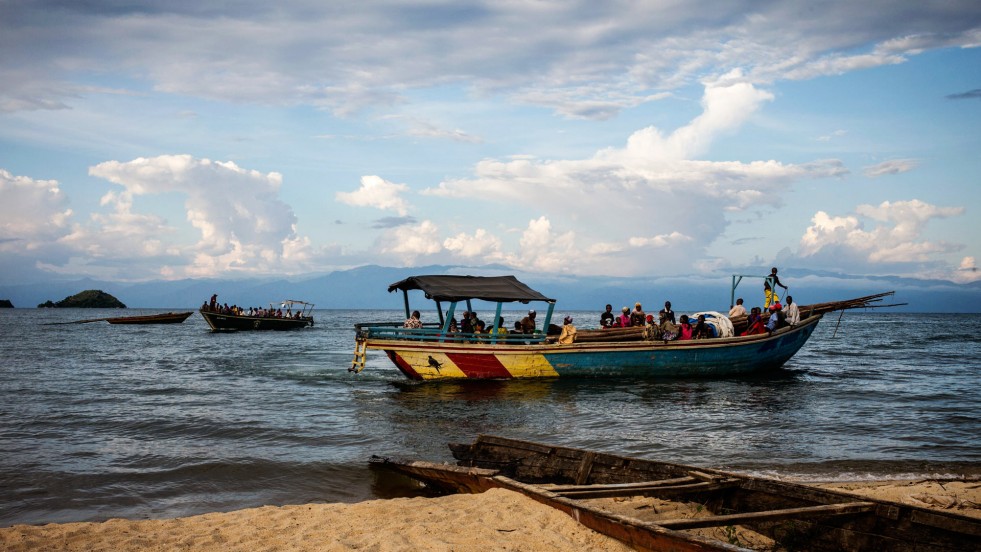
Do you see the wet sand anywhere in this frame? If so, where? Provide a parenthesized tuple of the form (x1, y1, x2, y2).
(1, 480, 978, 551)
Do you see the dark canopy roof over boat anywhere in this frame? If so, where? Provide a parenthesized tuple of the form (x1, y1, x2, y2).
(387, 275, 555, 304)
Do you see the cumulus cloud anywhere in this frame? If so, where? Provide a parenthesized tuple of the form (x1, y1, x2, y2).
(419, 80, 845, 274)
(863, 159, 918, 178)
(797, 199, 965, 270)
(379, 220, 443, 263)
(955, 256, 980, 283)
(0, 169, 73, 249)
(84, 155, 308, 278)
(336, 175, 410, 216)
(443, 229, 504, 260)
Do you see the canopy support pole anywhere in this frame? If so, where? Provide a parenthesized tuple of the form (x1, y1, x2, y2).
(491, 302, 503, 344)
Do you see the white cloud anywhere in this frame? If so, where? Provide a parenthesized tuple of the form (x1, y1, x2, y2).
(0, 169, 73, 250)
(83, 155, 308, 278)
(379, 219, 443, 263)
(863, 159, 918, 178)
(955, 256, 980, 283)
(420, 80, 844, 275)
(443, 229, 504, 260)
(336, 175, 411, 216)
(628, 232, 694, 248)
(507, 216, 578, 273)
(797, 199, 966, 268)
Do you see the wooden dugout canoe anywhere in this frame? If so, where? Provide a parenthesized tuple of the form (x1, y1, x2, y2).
(105, 311, 194, 325)
(372, 435, 981, 552)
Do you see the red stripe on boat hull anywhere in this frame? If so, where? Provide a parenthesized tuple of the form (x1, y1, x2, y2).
(446, 353, 512, 379)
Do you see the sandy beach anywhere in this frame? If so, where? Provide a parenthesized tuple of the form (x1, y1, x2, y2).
(2, 479, 978, 551)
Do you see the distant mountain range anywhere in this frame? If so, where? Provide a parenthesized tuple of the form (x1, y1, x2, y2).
(1, 264, 979, 312)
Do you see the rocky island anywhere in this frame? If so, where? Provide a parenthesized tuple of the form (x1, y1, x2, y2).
(37, 290, 126, 309)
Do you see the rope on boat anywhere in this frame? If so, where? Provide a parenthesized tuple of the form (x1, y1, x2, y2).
(832, 309, 845, 338)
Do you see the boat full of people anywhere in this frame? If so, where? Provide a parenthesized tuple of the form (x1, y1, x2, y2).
(200, 295, 314, 331)
(351, 274, 895, 380)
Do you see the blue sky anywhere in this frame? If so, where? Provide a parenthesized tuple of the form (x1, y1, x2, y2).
(1, 1, 979, 285)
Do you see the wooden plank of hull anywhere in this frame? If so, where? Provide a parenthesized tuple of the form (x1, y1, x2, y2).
(199, 309, 312, 331)
(655, 501, 876, 530)
(370, 314, 821, 380)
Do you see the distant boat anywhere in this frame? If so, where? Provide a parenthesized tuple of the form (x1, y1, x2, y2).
(199, 300, 314, 331)
(106, 311, 194, 325)
(351, 274, 898, 380)
(373, 435, 981, 552)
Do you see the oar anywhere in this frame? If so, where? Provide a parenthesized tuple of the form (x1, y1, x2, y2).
(41, 318, 111, 325)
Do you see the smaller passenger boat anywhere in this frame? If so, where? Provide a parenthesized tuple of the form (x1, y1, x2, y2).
(105, 311, 194, 325)
(199, 300, 314, 331)
(373, 435, 981, 552)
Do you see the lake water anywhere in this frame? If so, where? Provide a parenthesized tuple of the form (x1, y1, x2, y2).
(1, 308, 979, 526)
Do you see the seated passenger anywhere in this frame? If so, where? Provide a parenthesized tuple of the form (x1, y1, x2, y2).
(728, 298, 746, 318)
(657, 310, 679, 341)
(461, 311, 474, 334)
(617, 307, 631, 328)
(520, 310, 537, 334)
(692, 314, 712, 339)
(630, 302, 646, 327)
(766, 303, 788, 333)
(403, 310, 423, 329)
(783, 296, 800, 326)
(678, 314, 693, 340)
(558, 316, 577, 344)
(496, 317, 509, 338)
(742, 307, 765, 335)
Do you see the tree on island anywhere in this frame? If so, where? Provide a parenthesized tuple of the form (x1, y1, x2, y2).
(37, 290, 127, 308)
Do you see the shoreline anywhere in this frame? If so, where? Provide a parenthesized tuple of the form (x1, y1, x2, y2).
(2, 478, 978, 551)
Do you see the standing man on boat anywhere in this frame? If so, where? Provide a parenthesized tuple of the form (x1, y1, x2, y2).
(764, 267, 788, 308)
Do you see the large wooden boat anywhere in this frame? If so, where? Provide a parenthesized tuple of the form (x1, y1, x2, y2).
(372, 435, 981, 552)
(105, 311, 194, 325)
(351, 274, 895, 380)
(199, 300, 314, 331)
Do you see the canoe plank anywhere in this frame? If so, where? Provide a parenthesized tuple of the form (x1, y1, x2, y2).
(656, 501, 876, 530)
